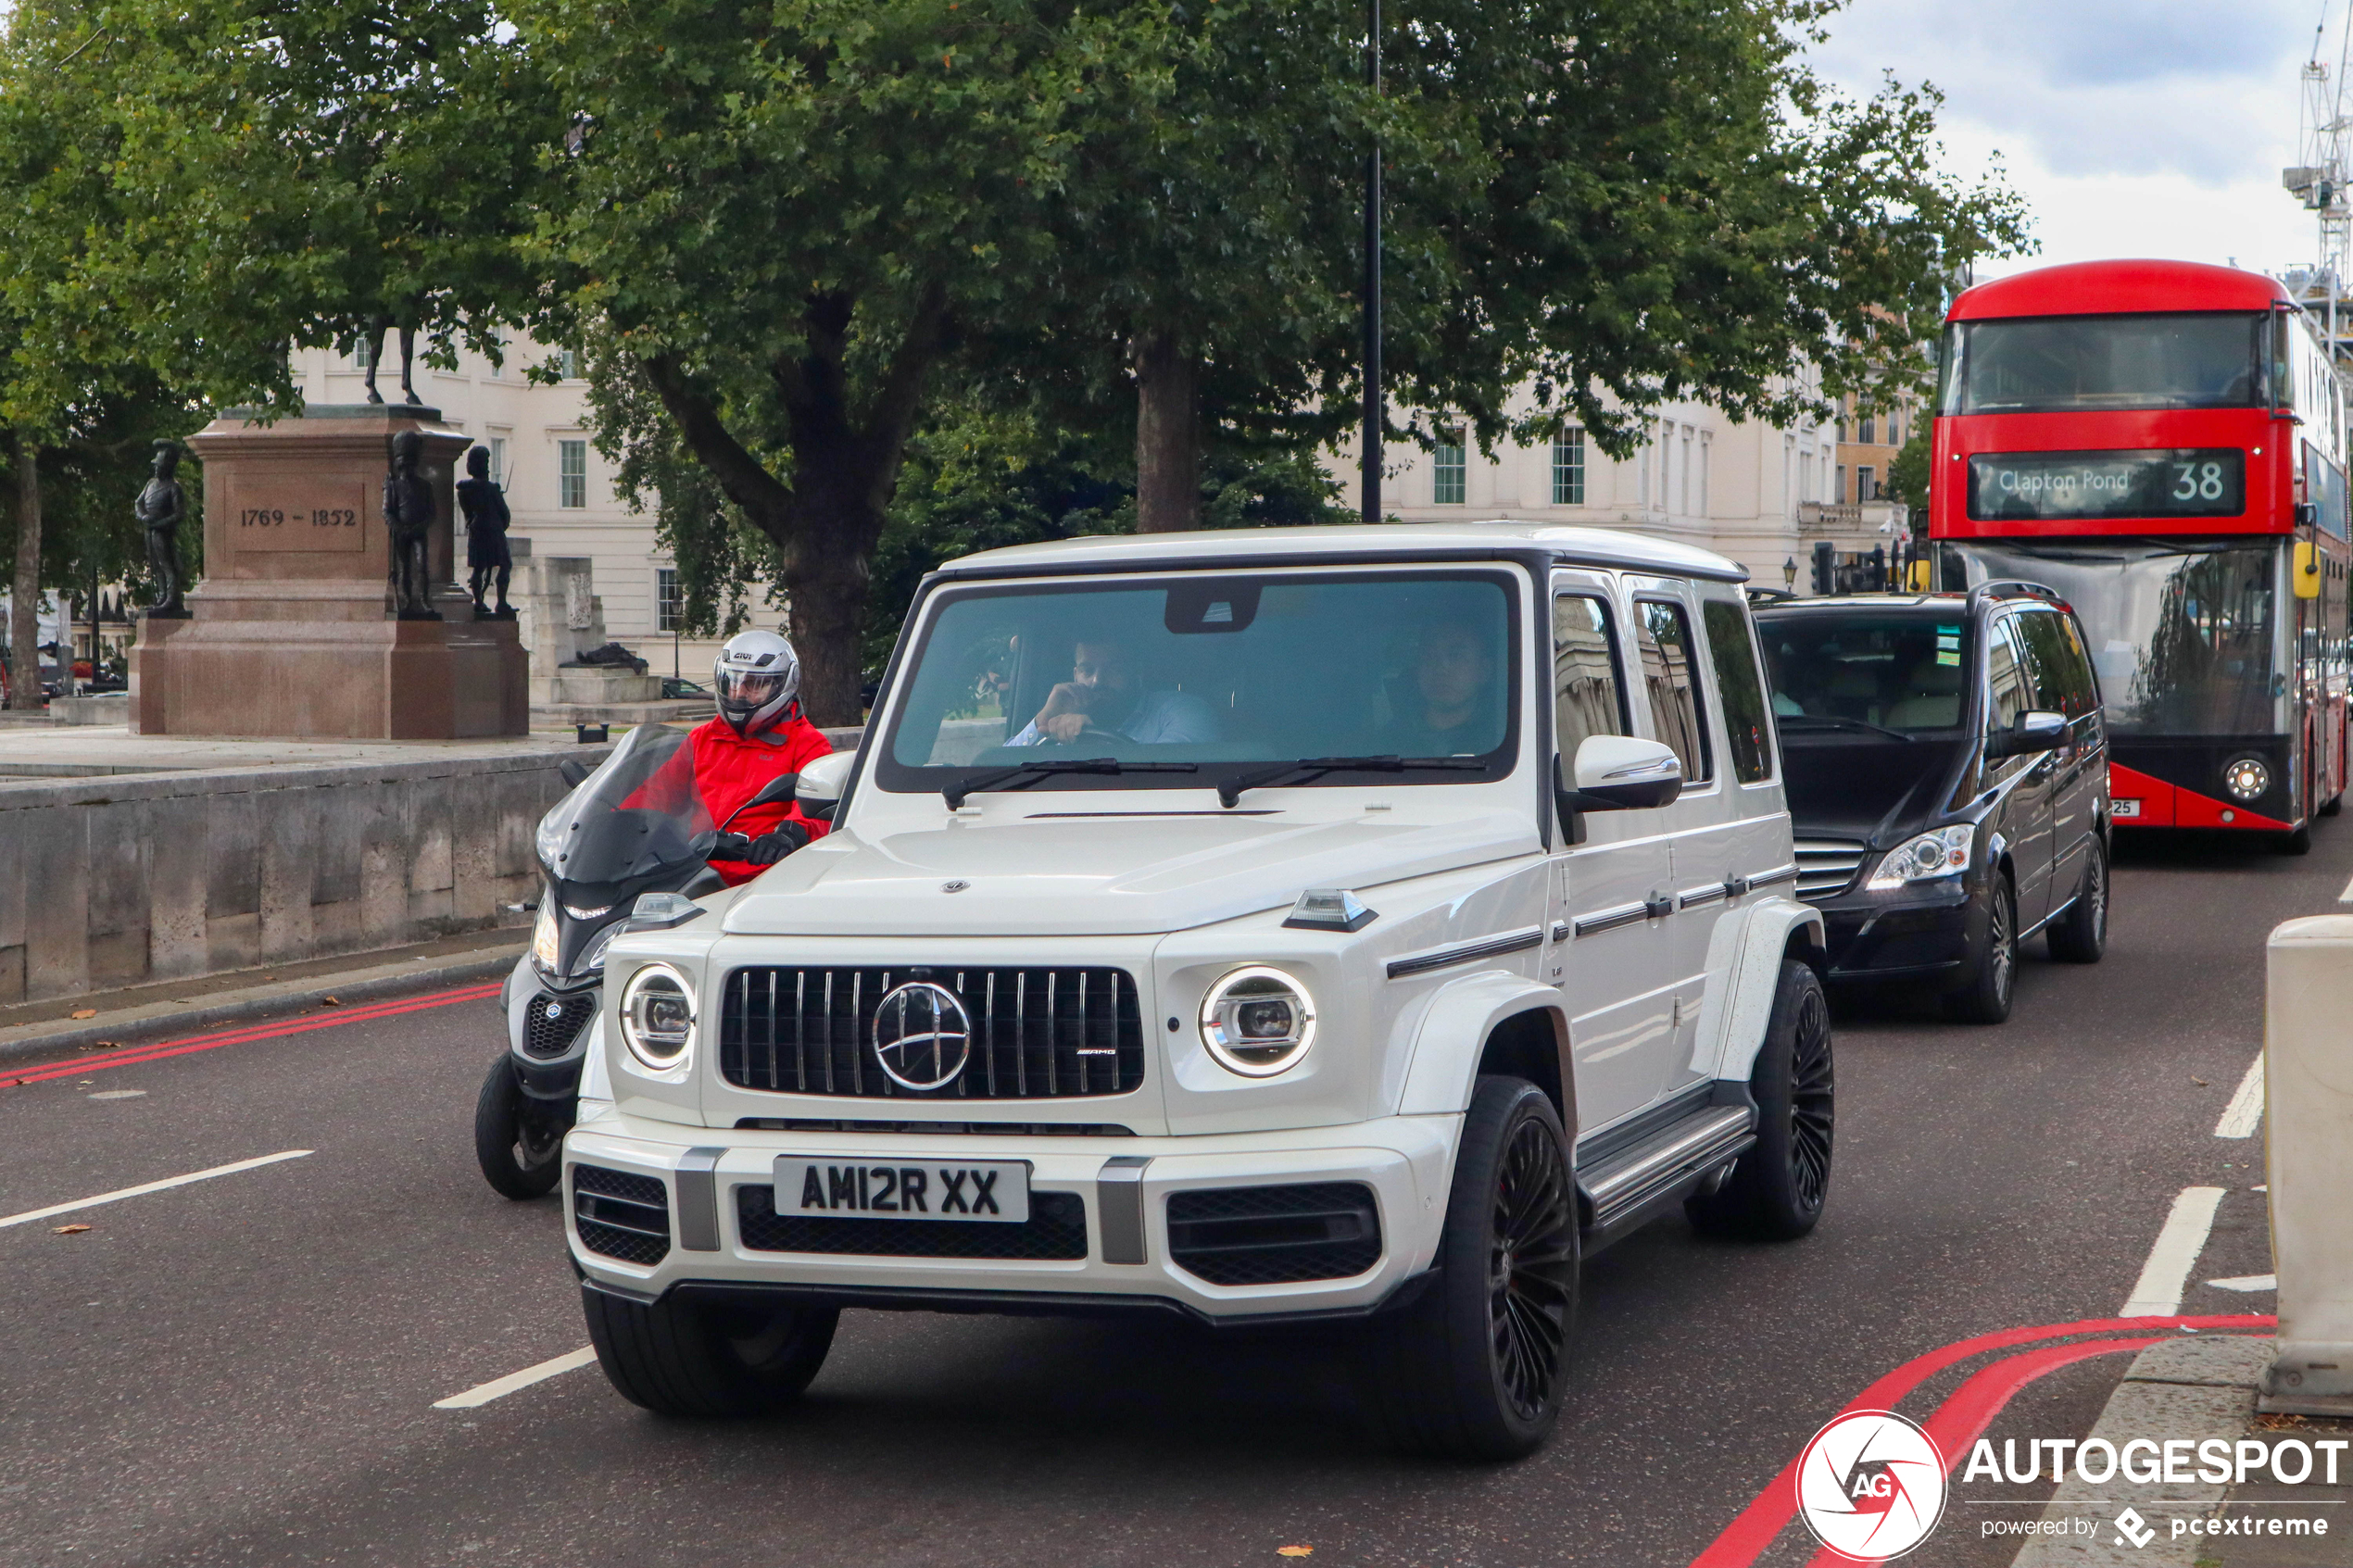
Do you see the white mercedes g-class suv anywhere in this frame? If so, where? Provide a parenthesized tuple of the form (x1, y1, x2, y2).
(564, 523, 1831, 1459)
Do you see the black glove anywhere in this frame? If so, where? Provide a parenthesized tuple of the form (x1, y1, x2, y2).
(740, 822, 810, 865)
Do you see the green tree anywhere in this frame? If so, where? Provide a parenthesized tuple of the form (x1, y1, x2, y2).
(1885, 427, 1932, 513)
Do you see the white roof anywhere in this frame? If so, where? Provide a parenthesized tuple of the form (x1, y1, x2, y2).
(938, 521, 1749, 583)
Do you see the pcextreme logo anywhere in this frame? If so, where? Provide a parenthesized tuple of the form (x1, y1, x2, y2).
(1795, 1411, 1949, 1562)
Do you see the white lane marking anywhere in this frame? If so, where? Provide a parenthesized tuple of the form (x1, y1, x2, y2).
(2214, 1052, 2265, 1139)
(2208, 1273, 2277, 1293)
(0, 1149, 313, 1230)
(2338, 871, 2353, 903)
(433, 1346, 598, 1410)
(2122, 1185, 2227, 1318)
(88, 1090, 146, 1101)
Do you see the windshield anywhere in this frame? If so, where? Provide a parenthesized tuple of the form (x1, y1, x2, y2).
(534, 724, 716, 888)
(1947, 541, 2282, 736)
(1758, 612, 1973, 735)
(1939, 313, 2266, 416)
(877, 569, 1520, 796)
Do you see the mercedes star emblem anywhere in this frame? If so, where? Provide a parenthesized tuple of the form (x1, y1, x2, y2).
(941, 880, 971, 894)
(871, 981, 974, 1091)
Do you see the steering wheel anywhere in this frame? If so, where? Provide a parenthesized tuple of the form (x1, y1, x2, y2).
(1042, 725, 1127, 747)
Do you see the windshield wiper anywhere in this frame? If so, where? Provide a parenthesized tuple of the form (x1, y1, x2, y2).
(943, 757, 1196, 809)
(1218, 754, 1485, 809)
(1776, 715, 1917, 743)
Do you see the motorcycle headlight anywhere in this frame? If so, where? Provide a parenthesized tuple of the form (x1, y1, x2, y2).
(530, 901, 560, 977)
(2222, 756, 2270, 802)
(1865, 824, 1974, 890)
(618, 962, 696, 1071)
(1199, 966, 1316, 1078)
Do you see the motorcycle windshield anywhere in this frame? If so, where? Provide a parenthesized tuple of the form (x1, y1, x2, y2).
(534, 726, 716, 897)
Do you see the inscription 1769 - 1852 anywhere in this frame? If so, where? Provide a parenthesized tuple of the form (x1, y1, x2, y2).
(239, 507, 359, 529)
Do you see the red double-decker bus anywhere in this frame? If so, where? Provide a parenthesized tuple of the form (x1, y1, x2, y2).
(1931, 258, 2351, 849)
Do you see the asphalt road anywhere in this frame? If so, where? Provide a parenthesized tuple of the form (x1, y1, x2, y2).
(0, 823, 2336, 1568)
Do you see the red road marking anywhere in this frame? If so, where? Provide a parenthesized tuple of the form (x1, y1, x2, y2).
(1691, 1313, 2276, 1568)
(1794, 1336, 2167, 1568)
(1, 982, 504, 1088)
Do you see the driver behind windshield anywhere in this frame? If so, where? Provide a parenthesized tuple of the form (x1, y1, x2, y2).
(1007, 636, 1217, 746)
(1383, 616, 1502, 757)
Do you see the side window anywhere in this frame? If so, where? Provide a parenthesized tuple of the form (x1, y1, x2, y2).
(1635, 598, 1713, 784)
(1553, 595, 1629, 759)
(1986, 616, 2032, 733)
(2013, 609, 2097, 718)
(1702, 598, 1775, 783)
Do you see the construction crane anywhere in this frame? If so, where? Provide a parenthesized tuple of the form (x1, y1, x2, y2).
(2287, 1, 2353, 364)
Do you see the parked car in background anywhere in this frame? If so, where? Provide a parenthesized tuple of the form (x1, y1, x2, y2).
(1754, 582, 2110, 1022)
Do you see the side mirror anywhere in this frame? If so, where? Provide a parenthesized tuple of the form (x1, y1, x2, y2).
(796, 750, 856, 822)
(1988, 709, 2067, 758)
(713, 772, 799, 834)
(1560, 734, 1684, 812)
(557, 758, 592, 788)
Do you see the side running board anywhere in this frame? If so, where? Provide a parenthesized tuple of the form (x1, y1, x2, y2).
(1576, 1102, 1755, 1246)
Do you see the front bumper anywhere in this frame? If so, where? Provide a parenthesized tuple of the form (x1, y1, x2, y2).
(1815, 879, 1975, 984)
(563, 1105, 1459, 1322)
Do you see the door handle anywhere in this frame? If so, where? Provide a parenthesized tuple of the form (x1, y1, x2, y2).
(1644, 891, 1675, 920)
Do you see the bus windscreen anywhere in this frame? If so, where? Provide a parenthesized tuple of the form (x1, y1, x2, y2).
(1939, 313, 2266, 416)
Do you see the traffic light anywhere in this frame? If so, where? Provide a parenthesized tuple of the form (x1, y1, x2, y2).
(1812, 541, 1835, 596)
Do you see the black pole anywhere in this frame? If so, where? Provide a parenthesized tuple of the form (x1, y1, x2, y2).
(1360, 0, 1381, 526)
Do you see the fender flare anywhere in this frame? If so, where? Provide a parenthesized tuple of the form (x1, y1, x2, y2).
(1394, 970, 1571, 1125)
(1710, 895, 1826, 1087)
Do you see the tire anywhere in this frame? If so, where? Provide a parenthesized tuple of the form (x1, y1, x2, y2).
(1362, 1076, 1579, 1461)
(1688, 960, 1833, 1242)
(583, 1286, 839, 1418)
(473, 1054, 565, 1200)
(2045, 838, 2108, 964)
(1944, 873, 2018, 1024)
(2275, 823, 2314, 856)
(2322, 793, 2344, 819)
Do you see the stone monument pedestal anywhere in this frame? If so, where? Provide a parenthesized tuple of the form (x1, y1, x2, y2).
(130, 406, 528, 739)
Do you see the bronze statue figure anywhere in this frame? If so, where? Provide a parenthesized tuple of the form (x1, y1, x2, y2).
(137, 440, 190, 619)
(360, 318, 423, 408)
(457, 445, 514, 617)
(384, 430, 441, 620)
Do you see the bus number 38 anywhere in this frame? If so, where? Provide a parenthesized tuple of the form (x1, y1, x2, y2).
(2171, 461, 2227, 502)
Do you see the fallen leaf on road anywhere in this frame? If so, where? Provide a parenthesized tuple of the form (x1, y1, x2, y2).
(319, 996, 343, 1007)
(69, 1009, 96, 1020)
(2192, 1076, 2209, 1086)
(77, 1040, 120, 1051)
(1277, 1549, 1314, 1559)
(51, 1224, 90, 1236)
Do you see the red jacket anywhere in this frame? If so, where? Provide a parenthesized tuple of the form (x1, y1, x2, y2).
(690, 715, 835, 886)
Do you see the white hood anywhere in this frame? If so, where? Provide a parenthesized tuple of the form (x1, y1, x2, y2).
(722, 812, 1538, 936)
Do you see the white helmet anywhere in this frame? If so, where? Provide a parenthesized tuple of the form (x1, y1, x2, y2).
(713, 629, 802, 738)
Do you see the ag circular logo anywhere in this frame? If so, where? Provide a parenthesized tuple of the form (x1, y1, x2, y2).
(871, 982, 973, 1091)
(1794, 1410, 1947, 1562)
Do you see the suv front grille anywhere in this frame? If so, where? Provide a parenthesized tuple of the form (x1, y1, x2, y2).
(718, 966, 1144, 1100)
(1166, 1183, 1382, 1286)
(734, 1184, 1088, 1260)
(573, 1164, 671, 1265)
(1794, 838, 1869, 900)
(523, 990, 598, 1058)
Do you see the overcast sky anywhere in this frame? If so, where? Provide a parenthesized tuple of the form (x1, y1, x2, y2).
(1807, 0, 2336, 282)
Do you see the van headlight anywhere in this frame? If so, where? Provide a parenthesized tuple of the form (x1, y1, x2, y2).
(1865, 824, 1974, 889)
(1199, 966, 1316, 1077)
(618, 962, 696, 1070)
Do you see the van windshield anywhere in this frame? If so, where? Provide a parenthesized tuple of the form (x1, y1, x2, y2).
(1759, 612, 1973, 736)
(876, 569, 1521, 796)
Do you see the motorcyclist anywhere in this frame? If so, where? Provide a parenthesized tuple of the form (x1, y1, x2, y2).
(692, 629, 835, 885)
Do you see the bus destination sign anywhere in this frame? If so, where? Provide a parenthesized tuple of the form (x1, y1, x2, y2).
(1967, 448, 2246, 523)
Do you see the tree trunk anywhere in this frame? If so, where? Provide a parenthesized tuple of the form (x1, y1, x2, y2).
(1134, 331, 1200, 533)
(8, 431, 41, 712)
(779, 508, 880, 730)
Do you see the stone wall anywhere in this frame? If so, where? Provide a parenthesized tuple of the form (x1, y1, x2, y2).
(0, 750, 595, 1005)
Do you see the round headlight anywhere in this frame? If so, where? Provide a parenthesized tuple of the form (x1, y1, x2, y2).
(618, 962, 696, 1069)
(2222, 756, 2270, 802)
(1199, 966, 1316, 1078)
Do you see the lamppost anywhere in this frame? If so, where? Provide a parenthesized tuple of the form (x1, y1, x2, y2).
(1782, 557, 1799, 592)
(1360, 0, 1382, 526)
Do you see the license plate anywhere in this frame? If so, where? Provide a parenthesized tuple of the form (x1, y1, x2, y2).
(773, 1157, 1030, 1223)
(2112, 798, 2141, 819)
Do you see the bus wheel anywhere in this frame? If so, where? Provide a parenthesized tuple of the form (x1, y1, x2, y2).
(2322, 794, 2344, 819)
(2274, 823, 2314, 857)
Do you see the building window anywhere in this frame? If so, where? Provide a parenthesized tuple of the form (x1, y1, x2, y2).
(488, 435, 510, 489)
(350, 335, 374, 371)
(1699, 433, 1710, 516)
(485, 332, 503, 380)
(1858, 413, 1876, 445)
(1857, 466, 1877, 503)
(559, 440, 587, 508)
(657, 568, 683, 633)
(1800, 450, 1814, 507)
(1433, 435, 1466, 505)
(1552, 431, 1586, 505)
(1836, 464, 1847, 505)
(560, 347, 581, 380)
(1659, 421, 1673, 506)
(1679, 430, 1692, 516)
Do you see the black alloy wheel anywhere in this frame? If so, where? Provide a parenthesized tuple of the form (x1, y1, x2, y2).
(1690, 960, 1833, 1240)
(585, 1286, 839, 1417)
(1946, 874, 2017, 1024)
(474, 1053, 565, 1199)
(2046, 838, 2108, 964)
(1363, 1076, 1578, 1460)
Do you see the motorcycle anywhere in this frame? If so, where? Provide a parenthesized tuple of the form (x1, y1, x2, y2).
(472, 723, 809, 1198)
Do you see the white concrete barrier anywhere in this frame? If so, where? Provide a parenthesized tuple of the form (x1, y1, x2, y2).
(2259, 916, 2353, 1417)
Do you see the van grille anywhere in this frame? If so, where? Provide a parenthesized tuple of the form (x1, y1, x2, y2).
(1793, 839, 1869, 900)
(572, 1164, 670, 1266)
(1166, 1183, 1382, 1286)
(523, 990, 598, 1058)
(717, 966, 1144, 1100)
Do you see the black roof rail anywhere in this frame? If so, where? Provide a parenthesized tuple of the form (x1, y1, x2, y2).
(1744, 586, 1796, 604)
(1968, 579, 2065, 611)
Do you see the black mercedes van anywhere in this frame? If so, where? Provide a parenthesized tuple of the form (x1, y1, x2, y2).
(1752, 583, 2111, 1023)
